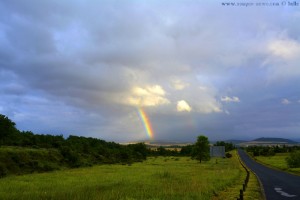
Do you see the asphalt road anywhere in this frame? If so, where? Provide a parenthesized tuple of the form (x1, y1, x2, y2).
(238, 149, 300, 200)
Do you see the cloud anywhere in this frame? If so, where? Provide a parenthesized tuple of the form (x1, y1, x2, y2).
(170, 78, 189, 90)
(196, 101, 222, 113)
(268, 39, 300, 60)
(221, 96, 240, 103)
(125, 85, 170, 107)
(281, 98, 291, 105)
(0, 0, 300, 142)
(177, 100, 192, 112)
(264, 36, 300, 80)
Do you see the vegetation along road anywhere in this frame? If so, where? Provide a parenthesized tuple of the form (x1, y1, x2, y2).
(238, 149, 300, 200)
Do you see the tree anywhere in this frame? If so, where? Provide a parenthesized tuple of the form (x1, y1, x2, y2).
(214, 141, 235, 152)
(180, 145, 194, 156)
(192, 135, 210, 163)
(0, 114, 19, 145)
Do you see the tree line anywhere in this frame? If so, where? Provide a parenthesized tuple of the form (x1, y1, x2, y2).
(246, 145, 300, 168)
(0, 114, 148, 177)
(0, 114, 235, 177)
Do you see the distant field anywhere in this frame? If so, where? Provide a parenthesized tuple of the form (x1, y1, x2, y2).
(255, 153, 300, 175)
(0, 153, 262, 200)
(149, 147, 182, 151)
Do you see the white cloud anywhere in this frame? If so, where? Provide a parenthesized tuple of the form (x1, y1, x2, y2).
(281, 98, 291, 105)
(125, 85, 170, 107)
(169, 78, 223, 114)
(268, 39, 300, 60)
(146, 85, 166, 96)
(221, 96, 240, 103)
(264, 37, 300, 80)
(177, 100, 192, 112)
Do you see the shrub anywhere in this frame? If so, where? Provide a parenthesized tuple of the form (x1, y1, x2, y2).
(225, 152, 232, 158)
(286, 151, 300, 168)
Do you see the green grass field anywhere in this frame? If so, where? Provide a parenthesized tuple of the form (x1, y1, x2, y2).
(0, 153, 262, 200)
(255, 153, 300, 175)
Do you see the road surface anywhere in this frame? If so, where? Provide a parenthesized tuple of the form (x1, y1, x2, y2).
(238, 149, 300, 200)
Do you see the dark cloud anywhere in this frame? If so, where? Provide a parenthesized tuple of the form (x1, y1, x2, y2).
(0, 0, 300, 142)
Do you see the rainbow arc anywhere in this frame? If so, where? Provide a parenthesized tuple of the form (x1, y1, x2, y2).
(137, 107, 154, 139)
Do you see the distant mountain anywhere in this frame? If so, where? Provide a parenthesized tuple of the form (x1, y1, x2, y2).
(295, 138, 300, 142)
(239, 137, 299, 147)
(252, 137, 298, 144)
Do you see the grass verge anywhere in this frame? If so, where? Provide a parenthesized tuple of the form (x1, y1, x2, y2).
(254, 153, 300, 176)
(213, 151, 264, 200)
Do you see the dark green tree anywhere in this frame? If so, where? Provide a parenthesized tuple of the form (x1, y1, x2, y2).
(214, 141, 235, 152)
(0, 114, 19, 145)
(180, 145, 194, 156)
(127, 143, 148, 160)
(157, 146, 168, 156)
(192, 135, 210, 163)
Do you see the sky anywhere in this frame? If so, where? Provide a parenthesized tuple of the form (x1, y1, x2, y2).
(1, 0, 300, 142)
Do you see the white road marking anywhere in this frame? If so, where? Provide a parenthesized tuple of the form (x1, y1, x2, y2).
(274, 187, 297, 198)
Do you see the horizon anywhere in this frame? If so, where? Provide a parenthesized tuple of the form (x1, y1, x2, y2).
(1, 1, 300, 142)
(124, 137, 300, 143)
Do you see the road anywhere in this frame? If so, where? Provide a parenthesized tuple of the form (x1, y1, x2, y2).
(238, 149, 300, 200)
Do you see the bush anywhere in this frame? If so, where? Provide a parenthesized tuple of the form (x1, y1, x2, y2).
(286, 151, 300, 168)
(225, 152, 232, 158)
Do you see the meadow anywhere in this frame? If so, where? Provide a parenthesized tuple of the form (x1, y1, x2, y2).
(254, 153, 300, 175)
(0, 151, 263, 200)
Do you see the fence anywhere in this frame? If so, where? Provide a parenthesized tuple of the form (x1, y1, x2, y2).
(236, 151, 250, 200)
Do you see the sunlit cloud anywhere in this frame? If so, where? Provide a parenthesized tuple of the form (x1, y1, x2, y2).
(177, 100, 192, 112)
(125, 85, 170, 107)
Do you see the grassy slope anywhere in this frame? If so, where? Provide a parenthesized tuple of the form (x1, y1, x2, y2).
(254, 153, 300, 175)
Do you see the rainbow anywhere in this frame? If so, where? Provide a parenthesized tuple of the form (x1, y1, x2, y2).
(137, 107, 154, 139)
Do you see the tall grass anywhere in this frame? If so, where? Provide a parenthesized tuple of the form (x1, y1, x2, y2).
(212, 152, 263, 200)
(0, 155, 249, 200)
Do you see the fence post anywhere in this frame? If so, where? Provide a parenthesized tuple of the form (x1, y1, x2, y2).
(246, 171, 249, 184)
(240, 189, 243, 200)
